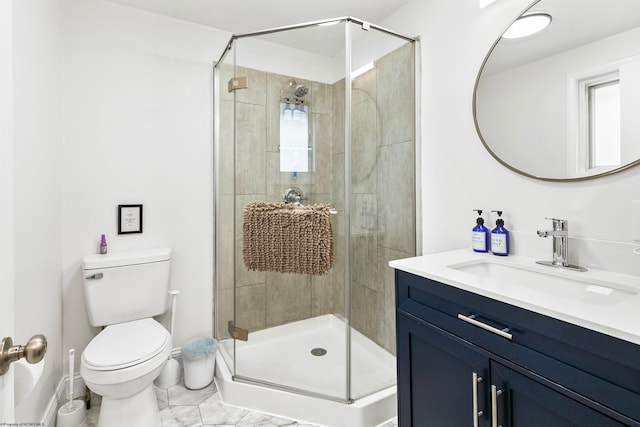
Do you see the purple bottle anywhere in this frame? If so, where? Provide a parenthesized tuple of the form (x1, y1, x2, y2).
(100, 234, 108, 254)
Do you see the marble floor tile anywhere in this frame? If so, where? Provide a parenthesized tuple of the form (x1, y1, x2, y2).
(199, 393, 249, 425)
(160, 404, 203, 427)
(234, 411, 298, 427)
(168, 381, 217, 406)
(85, 378, 396, 427)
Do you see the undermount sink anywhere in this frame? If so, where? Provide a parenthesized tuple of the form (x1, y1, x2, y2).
(448, 259, 638, 306)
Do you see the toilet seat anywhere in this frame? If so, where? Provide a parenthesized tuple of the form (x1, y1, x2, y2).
(82, 318, 170, 371)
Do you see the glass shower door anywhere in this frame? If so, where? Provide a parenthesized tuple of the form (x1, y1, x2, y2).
(214, 17, 418, 406)
(217, 21, 350, 402)
(347, 22, 417, 400)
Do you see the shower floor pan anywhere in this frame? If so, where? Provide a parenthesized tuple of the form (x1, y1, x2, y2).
(215, 314, 397, 427)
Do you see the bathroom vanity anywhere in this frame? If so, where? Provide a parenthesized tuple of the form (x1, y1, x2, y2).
(391, 250, 640, 427)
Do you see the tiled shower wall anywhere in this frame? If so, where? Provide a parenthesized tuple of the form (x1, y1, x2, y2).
(347, 42, 415, 354)
(216, 65, 341, 339)
(216, 42, 415, 355)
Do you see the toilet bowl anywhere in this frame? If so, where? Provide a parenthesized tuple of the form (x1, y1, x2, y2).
(81, 318, 172, 427)
(80, 247, 173, 427)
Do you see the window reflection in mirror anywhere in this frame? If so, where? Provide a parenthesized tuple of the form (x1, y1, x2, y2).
(474, 0, 640, 181)
(588, 78, 620, 169)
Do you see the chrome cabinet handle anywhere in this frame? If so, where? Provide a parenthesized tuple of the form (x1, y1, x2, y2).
(458, 314, 513, 340)
(472, 372, 484, 427)
(491, 385, 503, 427)
(85, 272, 103, 280)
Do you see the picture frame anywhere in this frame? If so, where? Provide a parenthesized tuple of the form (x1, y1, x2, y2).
(118, 204, 143, 234)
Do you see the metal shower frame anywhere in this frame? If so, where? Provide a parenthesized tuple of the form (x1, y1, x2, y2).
(212, 16, 421, 405)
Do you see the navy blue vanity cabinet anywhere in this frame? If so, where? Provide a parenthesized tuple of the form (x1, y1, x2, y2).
(395, 269, 640, 427)
(397, 311, 491, 426)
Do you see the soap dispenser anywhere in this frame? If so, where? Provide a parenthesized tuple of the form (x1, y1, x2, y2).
(491, 210, 509, 256)
(472, 210, 489, 253)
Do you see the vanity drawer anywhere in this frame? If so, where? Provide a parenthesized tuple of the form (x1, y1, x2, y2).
(396, 269, 640, 421)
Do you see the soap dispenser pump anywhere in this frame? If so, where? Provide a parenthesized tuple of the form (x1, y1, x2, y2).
(491, 210, 509, 256)
(472, 209, 489, 253)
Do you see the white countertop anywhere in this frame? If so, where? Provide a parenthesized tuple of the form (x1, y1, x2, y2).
(390, 249, 640, 346)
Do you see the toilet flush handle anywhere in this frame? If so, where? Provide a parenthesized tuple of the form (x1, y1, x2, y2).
(0, 334, 47, 376)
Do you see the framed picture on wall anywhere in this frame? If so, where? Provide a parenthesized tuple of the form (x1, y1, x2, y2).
(118, 204, 143, 234)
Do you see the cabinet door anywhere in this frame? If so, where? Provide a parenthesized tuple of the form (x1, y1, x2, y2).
(490, 361, 629, 427)
(397, 312, 490, 427)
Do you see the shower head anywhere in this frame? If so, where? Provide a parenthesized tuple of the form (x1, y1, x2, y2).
(294, 84, 309, 97)
(289, 80, 309, 98)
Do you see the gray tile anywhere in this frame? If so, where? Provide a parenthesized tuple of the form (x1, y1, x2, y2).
(87, 375, 386, 427)
(86, 406, 99, 427)
(160, 405, 203, 427)
(156, 386, 170, 410)
(351, 98, 378, 194)
(266, 272, 312, 328)
(377, 141, 415, 254)
(234, 282, 267, 333)
(199, 393, 249, 425)
(310, 81, 332, 115)
(235, 103, 267, 195)
(218, 99, 235, 196)
(352, 67, 377, 106)
(376, 43, 415, 146)
(168, 381, 217, 406)
(218, 65, 267, 106)
(236, 411, 297, 426)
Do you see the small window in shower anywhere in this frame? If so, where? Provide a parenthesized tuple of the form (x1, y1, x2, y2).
(279, 100, 309, 172)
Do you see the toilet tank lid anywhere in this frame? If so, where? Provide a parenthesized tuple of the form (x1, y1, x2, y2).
(83, 247, 172, 270)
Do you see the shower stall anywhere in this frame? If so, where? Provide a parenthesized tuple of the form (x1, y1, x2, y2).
(213, 17, 419, 427)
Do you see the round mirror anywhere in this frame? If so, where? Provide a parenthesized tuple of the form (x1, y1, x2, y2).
(474, 0, 640, 181)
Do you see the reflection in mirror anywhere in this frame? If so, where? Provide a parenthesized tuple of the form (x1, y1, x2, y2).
(474, 0, 640, 181)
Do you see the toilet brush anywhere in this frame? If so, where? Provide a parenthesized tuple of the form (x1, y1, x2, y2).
(56, 349, 87, 427)
(155, 290, 181, 388)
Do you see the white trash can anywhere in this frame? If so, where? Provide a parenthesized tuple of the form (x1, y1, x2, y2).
(181, 337, 217, 390)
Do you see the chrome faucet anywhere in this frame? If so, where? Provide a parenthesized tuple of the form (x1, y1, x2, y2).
(536, 218, 587, 272)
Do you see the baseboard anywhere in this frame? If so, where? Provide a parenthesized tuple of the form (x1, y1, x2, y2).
(42, 374, 87, 427)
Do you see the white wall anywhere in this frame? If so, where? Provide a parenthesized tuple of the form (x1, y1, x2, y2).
(381, 0, 640, 276)
(62, 0, 228, 372)
(12, 0, 65, 422)
(0, 0, 15, 421)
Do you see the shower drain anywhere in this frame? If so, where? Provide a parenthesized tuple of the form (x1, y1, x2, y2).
(311, 347, 327, 356)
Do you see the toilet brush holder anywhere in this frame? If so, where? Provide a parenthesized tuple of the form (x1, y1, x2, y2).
(155, 290, 181, 388)
(155, 357, 181, 388)
(56, 400, 87, 427)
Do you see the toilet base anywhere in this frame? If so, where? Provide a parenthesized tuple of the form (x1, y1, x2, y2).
(97, 384, 160, 427)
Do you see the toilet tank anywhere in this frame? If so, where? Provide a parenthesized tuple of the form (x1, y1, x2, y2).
(82, 247, 172, 327)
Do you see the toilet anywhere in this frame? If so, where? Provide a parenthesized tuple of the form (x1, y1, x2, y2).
(80, 247, 173, 427)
